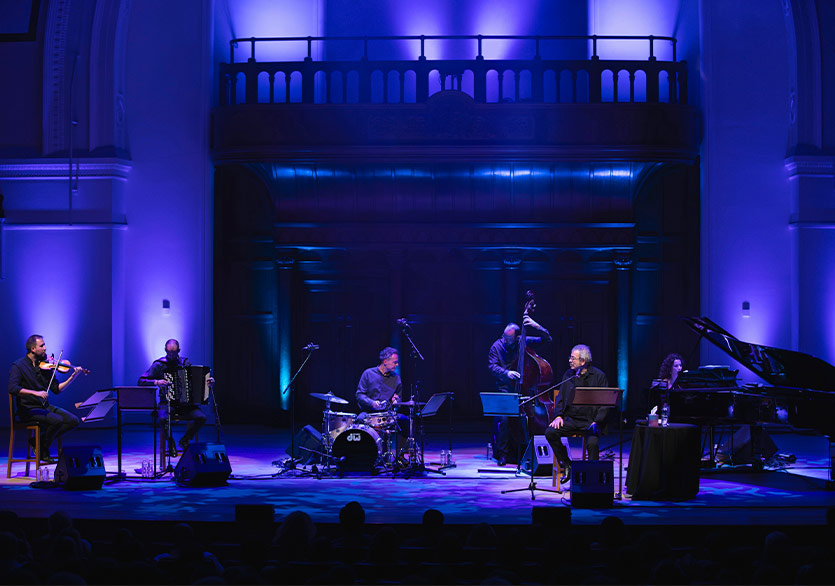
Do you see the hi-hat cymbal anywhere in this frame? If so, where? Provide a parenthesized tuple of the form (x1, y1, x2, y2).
(310, 392, 348, 405)
(396, 400, 425, 407)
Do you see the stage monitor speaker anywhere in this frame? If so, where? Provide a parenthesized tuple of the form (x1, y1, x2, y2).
(285, 425, 322, 465)
(173, 442, 232, 486)
(55, 445, 106, 490)
(519, 435, 553, 476)
(571, 460, 614, 508)
(717, 425, 778, 464)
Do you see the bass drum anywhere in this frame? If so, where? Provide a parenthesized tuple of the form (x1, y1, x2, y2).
(331, 424, 383, 473)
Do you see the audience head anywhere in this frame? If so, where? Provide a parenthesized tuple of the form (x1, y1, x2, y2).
(339, 501, 366, 530)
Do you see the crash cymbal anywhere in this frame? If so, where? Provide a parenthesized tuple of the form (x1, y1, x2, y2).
(310, 392, 349, 404)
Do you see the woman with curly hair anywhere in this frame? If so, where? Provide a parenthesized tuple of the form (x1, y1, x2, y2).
(658, 353, 684, 389)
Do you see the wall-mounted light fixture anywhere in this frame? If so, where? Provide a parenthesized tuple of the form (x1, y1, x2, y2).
(742, 300, 750, 318)
(162, 299, 171, 316)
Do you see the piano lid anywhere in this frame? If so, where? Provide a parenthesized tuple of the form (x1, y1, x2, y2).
(682, 316, 835, 392)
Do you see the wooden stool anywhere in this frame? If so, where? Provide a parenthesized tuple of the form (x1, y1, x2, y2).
(551, 434, 588, 491)
(7, 395, 61, 478)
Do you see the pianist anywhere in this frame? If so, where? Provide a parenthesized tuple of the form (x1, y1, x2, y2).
(648, 353, 685, 412)
(138, 339, 209, 458)
(658, 353, 684, 389)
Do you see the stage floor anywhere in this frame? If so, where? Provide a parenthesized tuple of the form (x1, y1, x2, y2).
(3, 423, 834, 527)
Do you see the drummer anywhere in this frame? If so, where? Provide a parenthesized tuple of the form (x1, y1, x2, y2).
(356, 347, 402, 413)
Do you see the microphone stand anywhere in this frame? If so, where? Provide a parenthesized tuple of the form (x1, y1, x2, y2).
(398, 322, 441, 476)
(502, 374, 578, 499)
(276, 347, 316, 474)
(209, 376, 223, 444)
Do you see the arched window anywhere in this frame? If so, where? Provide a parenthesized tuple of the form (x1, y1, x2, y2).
(486, 70, 499, 103)
(257, 71, 271, 104)
(370, 70, 384, 103)
(543, 70, 557, 103)
(403, 70, 417, 103)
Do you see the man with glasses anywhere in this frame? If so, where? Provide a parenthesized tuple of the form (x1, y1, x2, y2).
(544, 344, 609, 484)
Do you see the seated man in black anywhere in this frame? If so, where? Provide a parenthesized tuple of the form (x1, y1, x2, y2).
(8, 334, 84, 463)
(138, 339, 209, 458)
(544, 344, 609, 483)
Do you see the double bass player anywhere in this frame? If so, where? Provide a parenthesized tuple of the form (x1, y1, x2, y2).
(487, 315, 551, 466)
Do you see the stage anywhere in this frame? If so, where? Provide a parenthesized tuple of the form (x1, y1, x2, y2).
(3, 422, 834, 529)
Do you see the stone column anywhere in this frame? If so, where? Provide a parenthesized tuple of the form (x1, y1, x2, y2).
(614, 253, 633, 406)
(276, 256, 296, 411)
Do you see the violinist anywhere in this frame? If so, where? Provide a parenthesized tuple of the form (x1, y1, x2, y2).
(544, 344, 609, 484)
(487, 316, 551, 466)
(8, 335, 83, 463)
(138, 339, 209, 458)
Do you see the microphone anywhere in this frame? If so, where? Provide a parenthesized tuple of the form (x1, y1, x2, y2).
(396, 318, 410, 329)
(302, 343, 319, 351)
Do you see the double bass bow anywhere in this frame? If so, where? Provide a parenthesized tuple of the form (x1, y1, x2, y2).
(515, 290, 555, 434)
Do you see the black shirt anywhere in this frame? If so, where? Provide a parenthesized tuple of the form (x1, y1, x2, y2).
(8, 356, 61, 415)
(487, 333, 551, 392)
(552, 365, 610, 425)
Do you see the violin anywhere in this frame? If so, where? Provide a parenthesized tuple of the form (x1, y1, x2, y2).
(39, 356, 90, 375)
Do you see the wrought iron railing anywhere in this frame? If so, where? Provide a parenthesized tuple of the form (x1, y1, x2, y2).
(218, 34, 686, 106)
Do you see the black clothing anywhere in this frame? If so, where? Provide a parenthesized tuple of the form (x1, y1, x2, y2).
(356, 367, 401, 412)
(138, 355, 205, 447)
(8, 356, 79, 456)
(545, 365, 610, 466)
(487, 334, 551, 392)
(138, 355, 192, 391)
(8, 356, 60, 414)
(551, 365, 609, 424)
(486, 331, 551, 463)
(20, 405, 79, 458)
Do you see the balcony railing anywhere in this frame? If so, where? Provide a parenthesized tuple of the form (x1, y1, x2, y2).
(218, 34, 686, 107)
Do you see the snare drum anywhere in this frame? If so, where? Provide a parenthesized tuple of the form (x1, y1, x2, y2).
(326, 411, 356, 438)
(364, 411, 396, 428)
(331, 424, 383, 472)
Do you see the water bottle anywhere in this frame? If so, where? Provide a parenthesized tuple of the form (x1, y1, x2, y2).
(486, 444, 493, 460)
(440, 450, 447, 464)
(660, 403, 670, 427)
(446, 451, 454, 466)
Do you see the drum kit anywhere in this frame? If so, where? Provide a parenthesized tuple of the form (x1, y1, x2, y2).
(309, 391, 425, 474)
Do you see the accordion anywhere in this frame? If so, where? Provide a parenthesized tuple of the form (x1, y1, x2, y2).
(164, 365, 211, 405)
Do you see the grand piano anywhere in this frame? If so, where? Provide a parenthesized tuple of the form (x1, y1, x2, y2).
(668, 317, 835, 467)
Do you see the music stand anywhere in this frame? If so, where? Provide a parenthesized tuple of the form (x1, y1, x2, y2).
(571, 387, 624, 500)
(479, 392, 521, 418)
(76, 386, 159, 481)
(419, 392, 454, 472)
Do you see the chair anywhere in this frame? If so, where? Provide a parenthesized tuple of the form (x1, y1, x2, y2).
(7, 395, 61, 478)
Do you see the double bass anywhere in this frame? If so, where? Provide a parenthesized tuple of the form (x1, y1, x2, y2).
(515, 291, 555, 434)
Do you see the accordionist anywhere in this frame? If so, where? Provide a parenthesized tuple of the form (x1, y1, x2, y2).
(138, 338, 212, 459)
